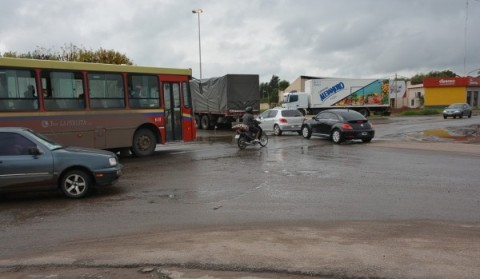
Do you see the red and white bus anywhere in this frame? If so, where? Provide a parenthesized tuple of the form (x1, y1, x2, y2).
(0, 57, 196, 157)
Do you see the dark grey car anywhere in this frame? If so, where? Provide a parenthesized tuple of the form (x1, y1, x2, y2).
(0, 127, 122, 198)
(442, 103, 472, 119)
(301, 109, 375, 144)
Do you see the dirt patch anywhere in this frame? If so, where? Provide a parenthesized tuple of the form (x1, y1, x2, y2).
(1, 221, 479, 279)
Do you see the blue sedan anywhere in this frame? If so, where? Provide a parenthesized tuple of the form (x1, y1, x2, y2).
(0, 127, 122, 198)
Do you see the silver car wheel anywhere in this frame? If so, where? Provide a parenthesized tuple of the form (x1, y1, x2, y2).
(274, 125, 282, 136)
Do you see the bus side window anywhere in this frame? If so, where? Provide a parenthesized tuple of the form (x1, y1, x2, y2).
(127, 74, 159, 109)
(88, 73, 125, 109)
(0, 68, 38, 112)
(42, 71, 85, 111)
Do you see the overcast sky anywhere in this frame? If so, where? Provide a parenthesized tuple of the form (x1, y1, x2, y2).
(1, 0, 479, 83)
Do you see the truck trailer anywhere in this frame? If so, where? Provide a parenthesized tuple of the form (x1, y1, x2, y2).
(282, 78, 390, 116)
(190, 74, 260, 129)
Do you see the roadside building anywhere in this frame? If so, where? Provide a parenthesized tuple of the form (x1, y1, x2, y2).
(389, 79, 407, 109)
(406, 82, 425, 108)
(423, 77, 480, 108)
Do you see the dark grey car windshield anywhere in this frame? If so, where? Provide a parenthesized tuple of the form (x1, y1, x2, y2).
(448, 104, 463, 109)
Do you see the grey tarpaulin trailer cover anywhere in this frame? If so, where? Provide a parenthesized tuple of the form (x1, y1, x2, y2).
(190, 74, 260, 129)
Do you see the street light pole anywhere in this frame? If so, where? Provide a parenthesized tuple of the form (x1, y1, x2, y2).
(464, 0, 480, 76)
(192, 9, 203, 80)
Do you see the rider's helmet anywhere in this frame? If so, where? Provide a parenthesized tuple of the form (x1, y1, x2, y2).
(245, 107, 253, 113)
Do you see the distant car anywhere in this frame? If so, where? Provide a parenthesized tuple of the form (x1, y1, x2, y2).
(0, 127, 123, 199)
(257, 108, 305, 136)
(301, 109, 374, 144)
(443, 103, 472, 119)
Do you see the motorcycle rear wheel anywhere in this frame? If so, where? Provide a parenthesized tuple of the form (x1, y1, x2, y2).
(237, 136, 248, 150)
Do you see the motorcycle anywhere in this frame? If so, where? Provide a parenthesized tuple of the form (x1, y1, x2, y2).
(232, 121, 268, 150)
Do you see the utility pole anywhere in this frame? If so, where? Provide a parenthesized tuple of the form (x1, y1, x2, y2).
(394, 73, 398, 109)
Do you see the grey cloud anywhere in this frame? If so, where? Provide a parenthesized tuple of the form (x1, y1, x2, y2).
(1, 0, 479, 82)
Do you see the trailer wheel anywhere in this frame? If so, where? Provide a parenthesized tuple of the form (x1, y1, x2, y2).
(358, 108, 369, 117)
(201, 115, 211, 130)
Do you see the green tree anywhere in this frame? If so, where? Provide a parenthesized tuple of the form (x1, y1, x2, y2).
(279, 80, 290, 91)
(1, 43, 133, 65)
(259, 75, 290, 104)
(410, 70, 457, 85)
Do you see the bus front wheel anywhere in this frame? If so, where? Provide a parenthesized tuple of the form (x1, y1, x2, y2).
(132, 128, 156, 157)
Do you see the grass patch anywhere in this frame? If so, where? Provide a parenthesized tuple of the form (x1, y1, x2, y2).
(400, 108, 441, 116)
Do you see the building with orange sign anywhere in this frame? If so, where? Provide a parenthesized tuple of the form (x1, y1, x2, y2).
(423, 77, 480, 108)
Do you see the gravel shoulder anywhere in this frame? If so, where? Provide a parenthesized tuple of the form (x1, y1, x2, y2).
(371, 140, 480, 155)
(1, 221, 480, 279)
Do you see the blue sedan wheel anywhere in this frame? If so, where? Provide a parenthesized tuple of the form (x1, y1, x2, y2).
(61, 170, 91, 199)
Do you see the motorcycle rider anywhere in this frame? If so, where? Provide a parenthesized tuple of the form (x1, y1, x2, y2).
(242, 106, 261, 142)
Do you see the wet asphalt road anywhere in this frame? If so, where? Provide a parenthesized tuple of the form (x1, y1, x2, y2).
(0, 116, 479, 271)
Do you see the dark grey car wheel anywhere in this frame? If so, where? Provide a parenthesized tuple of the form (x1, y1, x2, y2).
(331, 129, 343, 144)
(301, 126, 312, 139)
(60, 170, 91, 199)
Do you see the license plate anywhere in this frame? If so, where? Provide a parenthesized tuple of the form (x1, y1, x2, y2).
(234, 134, 240, 139)
(361, 132, 368, 136)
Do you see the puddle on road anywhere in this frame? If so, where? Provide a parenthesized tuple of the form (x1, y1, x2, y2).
(422, 125, 480, 143)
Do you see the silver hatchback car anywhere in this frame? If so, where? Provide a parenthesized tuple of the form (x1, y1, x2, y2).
(0, 127, 122, 199)
(257, 108, 305, 136)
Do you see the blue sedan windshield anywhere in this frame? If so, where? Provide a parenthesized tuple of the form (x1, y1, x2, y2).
(29, 130, 63, 150)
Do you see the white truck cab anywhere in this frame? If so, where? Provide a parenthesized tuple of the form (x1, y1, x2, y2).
(282, 92, 309, 115)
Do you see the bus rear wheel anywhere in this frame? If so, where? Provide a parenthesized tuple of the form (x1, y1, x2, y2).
(131, 128, 156, 157)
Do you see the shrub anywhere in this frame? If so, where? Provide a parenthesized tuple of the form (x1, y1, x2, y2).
(400, 109, 441, 116)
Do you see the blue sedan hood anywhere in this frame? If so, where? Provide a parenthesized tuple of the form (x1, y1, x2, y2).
(61, 146, 116, 157)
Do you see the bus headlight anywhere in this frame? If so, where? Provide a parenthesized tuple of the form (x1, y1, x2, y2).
(109, 157, 118, 167)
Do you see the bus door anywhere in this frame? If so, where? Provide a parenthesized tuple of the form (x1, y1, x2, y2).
(163, 82, 182, 142)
